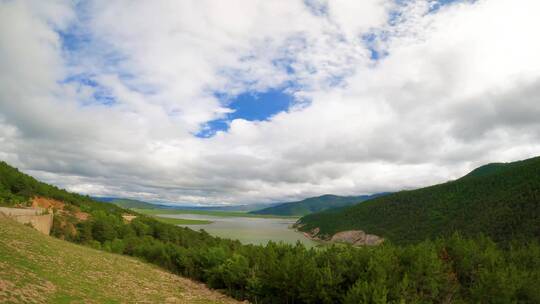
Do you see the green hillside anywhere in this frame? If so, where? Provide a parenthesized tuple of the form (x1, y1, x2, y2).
(297, 156, 540, 245)
(250, 193, 387, 216)
(462, 162, 508, 178)
(0, 161, 124, 215)
(0, 215, 239, 304)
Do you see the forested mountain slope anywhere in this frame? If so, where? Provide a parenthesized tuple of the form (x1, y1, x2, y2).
(297, 156, 540, 245)
(250, 193, 387, 216)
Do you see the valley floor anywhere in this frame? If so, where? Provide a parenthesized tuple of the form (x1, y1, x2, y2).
(0, 215, 242, 304)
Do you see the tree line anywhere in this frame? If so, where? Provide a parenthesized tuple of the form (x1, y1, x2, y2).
(54, 211, 540, 303)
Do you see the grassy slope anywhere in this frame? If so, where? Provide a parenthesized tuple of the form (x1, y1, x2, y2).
(0, 215, 239, 304)
(297, 156, 540, 245)
(250, 194, 387, 216)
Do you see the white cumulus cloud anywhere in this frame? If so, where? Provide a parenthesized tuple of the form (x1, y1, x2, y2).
(1, 0, 539, 204)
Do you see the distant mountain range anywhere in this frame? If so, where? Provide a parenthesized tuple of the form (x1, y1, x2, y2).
(93, 196, 278, 212)
(92, 197, 160, 209)
(94, 194, 390, 216)
(249, 193, 389, 216)
(296, 156, 540, 245)
(181, 203, 281, 212)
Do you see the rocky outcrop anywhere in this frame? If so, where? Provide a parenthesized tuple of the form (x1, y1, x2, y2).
(296, 223, 383, 246)
(0, 207, 53, 235)
(300, 227, 325, 241)
(122, 214, 137, 222)
(31, 197, 65, 210)
(330, 230, 383, 246)
(32, 196, 89, 221)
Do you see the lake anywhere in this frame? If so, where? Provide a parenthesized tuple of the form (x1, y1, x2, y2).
(157, 213, 317, 247)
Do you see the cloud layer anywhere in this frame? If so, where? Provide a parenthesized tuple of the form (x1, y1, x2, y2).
(1, 0, 540, 204)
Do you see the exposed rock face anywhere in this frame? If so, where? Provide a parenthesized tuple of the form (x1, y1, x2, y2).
(296, 222, 383, 246)
(330, 230, 383, 246)
(122, 214, 137, 223)
(32, 196, 89, 221)
(32, 197, 65, 209)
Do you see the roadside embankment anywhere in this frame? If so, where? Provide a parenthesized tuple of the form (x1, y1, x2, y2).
(0, 207, 53, 235)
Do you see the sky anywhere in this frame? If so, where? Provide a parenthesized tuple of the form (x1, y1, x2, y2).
(1, 0, 540, 205)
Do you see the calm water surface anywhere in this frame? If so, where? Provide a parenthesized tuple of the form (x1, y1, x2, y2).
(158, 213, 316, 247)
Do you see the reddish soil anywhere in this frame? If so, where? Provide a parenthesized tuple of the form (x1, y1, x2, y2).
(31, 196, 90, 221)
(31, 197, 65, 210)
(74, 212, 89, 221)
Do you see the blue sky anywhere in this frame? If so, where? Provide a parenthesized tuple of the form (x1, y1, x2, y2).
(57, 0, 465, 139)
(196, 89, 295, 138)
(190, 0, 465, 139)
